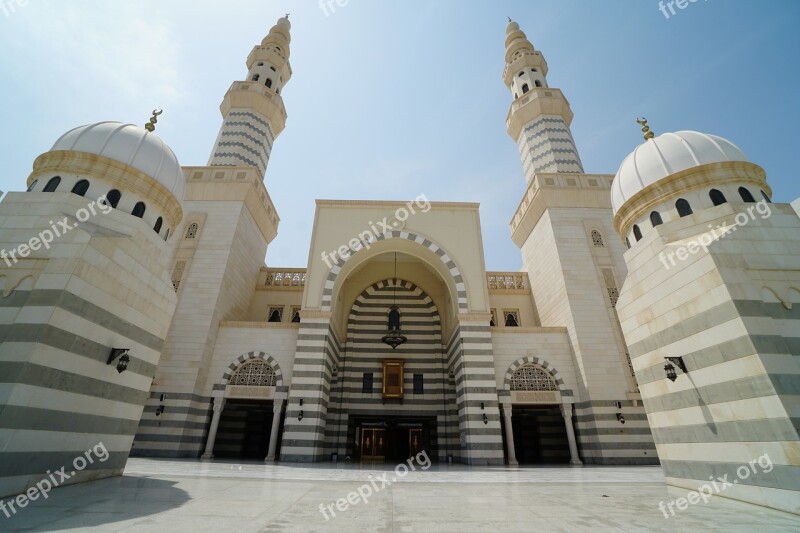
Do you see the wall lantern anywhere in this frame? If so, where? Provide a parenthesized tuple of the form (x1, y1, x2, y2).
(663, 357, 688, 382)
(107, 348, 131, 374)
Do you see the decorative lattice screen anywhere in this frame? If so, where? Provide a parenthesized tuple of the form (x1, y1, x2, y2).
(229, 360, 277, 387)
(511, 365, 558, 392)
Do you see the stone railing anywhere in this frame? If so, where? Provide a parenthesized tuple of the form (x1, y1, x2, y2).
(487, 272, 527, 291)
(264, 268, 306, 288)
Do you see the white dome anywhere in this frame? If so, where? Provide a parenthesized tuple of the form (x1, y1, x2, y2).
(611, 131, 747, 215)
(51, 121, 185, 201)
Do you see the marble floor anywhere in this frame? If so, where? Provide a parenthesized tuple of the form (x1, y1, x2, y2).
(2, 459, 799, 532)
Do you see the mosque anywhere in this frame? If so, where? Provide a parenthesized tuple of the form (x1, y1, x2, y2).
(0, 16, 797, 514)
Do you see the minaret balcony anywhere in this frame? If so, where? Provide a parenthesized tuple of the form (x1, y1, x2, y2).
(502, 50, 548, 85)
(221, 81, 288, 136)
(506, 87, 574, 140)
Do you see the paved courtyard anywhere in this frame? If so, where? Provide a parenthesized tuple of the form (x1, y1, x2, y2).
(3, 459, 799, 532)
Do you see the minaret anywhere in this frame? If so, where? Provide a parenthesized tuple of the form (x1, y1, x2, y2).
(208, 15, 293, 179)
(504, 19, 583, 184)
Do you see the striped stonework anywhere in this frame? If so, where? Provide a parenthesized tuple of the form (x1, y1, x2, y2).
(450, 320, 506, 465)
(517, 115, 584, 183)
(280, 319, 340, 462)
(133, 351, 286, 460)
(324, 280, 460, 461)
(616, 209, 800, 512)
(0, 192, 178, 497)
(572, 400, 657, 465)
(208, 109, 275, 179)
(321, 231, 468, 313)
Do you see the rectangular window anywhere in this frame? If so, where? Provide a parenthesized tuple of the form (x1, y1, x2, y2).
(362, 373, 373, 394)
(413, 374, 424, 395)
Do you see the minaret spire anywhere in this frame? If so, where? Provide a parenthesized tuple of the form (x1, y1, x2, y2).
(207, 16, 293, 180)
(504, 20, 583, 184)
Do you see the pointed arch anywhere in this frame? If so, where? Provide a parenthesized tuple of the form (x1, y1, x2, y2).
(321, 230, 468, 314)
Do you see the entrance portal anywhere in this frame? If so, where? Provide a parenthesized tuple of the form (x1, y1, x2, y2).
(213, 400, 274, 460)
(511, 406, 570, 464)
(350, 416, 434, 463)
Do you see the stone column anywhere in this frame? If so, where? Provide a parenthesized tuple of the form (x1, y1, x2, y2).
(502, 403, 518, 466)
(265, 399, 285, 462)
(201, 397, 225, 461)
(560, 404, 582, 466)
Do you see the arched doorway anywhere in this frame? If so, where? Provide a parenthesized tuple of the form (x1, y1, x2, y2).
(326, 274, 458, 463)
(201, 353, 286, 462)
(508, 364, 570, 464)
(501, 358, 581, 465)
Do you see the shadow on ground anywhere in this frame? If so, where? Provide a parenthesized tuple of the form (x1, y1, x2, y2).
(2, 476, 190, 531)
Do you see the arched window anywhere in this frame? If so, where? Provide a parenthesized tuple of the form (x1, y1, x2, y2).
(257, 62, 264, 66)
(531, 68, 538, 72)
(738, 187, 756, 203)
(676, 199, 693, 217)
(625, 238, 631, 249)
(518, 71, 525, 77)
(534, 80, 542, 87)
(185, 222, 199, 239)
(71, 180, 90, 197)
(164, 228, 170, 241)
(633, 225, 643, 241)
(511, 364, 558, 392)
(26, 179, 38, 192)
(268, 308, 283, 323)
(153, 217, 163, 234)
(251, 74, 260, 81)
(761, 190, 771, 203)
(709, 189, 727, 206)
(504, 311, 519, 327)
(265, 78, 273, 88)
(43, 176, 61, 192)
(105, 189, 121, 208)
(132, 202, 146, 219)
(521, 83, 530, 94)
(229, 359, 277, 387)
(650, 211, 663, 227)
(591, 230, 605, 247)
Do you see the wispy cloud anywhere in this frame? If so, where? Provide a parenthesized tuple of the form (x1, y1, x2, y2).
(5, 1, 186, 106)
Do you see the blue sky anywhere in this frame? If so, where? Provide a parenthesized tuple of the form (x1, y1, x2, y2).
(1, 0, 798, 270)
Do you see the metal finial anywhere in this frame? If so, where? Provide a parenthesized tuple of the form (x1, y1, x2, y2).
(285, 13, 290, 19)
(144, 109, 163, 132)
(508, 16, 512, 23)
(636, 117, 655, 141)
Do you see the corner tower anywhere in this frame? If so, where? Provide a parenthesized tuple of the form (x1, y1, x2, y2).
(132, 18, 289, 458)
(208, 16, 293, 179)
(504, 19, 583, 183)
(0, 120, 183, 497)
(504, 20, 655, 465)
(613, 126, 800, 514)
